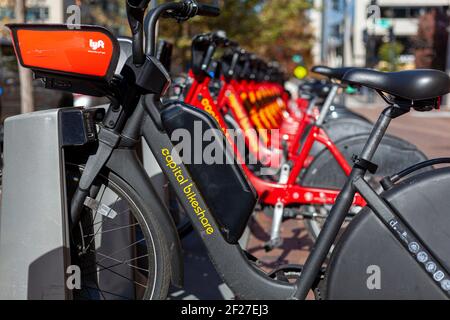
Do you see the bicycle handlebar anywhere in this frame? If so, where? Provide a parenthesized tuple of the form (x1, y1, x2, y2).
(162, 1, 220, 20)
(126, 0, 150, 65)
(194, 31, 237, 48)
(127, 0, 151, 9)
(192, 31, 238, 73)
(195, 2, 221, 17)
(146, 1, 221, 57)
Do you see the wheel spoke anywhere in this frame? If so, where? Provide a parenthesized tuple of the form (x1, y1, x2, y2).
(92, 279, 107, 300)
(83, 222, 139, 238)
(81, 285, 132, 300)
(97, 238, 146, 264)
(89, 208, 131, 228)
(94, 261, 148, 289)
(94, 250, 149, 273)
(84, 195, 121, 251)
(69, 171, 154, 300)
(80, 252, 150, 275)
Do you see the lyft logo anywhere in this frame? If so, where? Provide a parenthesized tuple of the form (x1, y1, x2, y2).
(89, 39, 105, 51)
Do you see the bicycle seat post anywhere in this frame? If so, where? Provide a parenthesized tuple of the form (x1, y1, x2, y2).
(293, 104, 397, 299)
(315, 83, 339, 126)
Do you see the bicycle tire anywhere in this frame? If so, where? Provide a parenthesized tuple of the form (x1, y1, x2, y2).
(66, 164, 171, 300)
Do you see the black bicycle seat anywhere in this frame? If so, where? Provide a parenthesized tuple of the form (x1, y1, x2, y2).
(343, 68, 450, 101)
(299, 80, 331, 98)
(312, 66, 354, 81)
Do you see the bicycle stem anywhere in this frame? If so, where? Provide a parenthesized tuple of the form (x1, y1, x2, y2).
(126, 0, 152, 65)
(145, 2, 184, 56)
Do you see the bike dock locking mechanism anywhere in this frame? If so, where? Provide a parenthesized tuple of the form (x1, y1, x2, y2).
(0, 107, 97, 299)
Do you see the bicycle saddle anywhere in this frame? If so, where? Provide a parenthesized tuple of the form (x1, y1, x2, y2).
(299, 80, 331, 98)
(343, 68, 450, 101)
(312, 66, 354, 81)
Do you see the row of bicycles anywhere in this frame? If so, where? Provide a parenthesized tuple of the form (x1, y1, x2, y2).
(5, 0, 450, 299)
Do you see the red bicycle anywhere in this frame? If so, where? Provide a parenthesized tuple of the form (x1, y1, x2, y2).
(177, 32, 427, 245)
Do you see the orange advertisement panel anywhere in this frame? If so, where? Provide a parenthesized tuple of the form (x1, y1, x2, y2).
(9, 24, 118, 79)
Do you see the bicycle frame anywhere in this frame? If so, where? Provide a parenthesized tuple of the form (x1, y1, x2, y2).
(102, 90, 444, 299)
(15, 0, 449, 302)
(135, 96, 297, 299)
(292, 106, 450, 299)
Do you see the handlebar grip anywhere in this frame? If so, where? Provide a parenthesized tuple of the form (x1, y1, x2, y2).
(127, 0, 151, 9)
(195, 3, 221, 17)
(201, 44, 216, 71)
(228, 40, 239, 47)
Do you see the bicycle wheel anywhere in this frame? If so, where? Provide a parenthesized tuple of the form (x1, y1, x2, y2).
(301, 134, 428, 240)
(66, 164, 171, 300)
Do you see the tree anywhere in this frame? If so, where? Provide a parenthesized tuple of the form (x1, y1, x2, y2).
(79, 0, 129, 35)
(252, 0, 314, 71)
(157, 0, 314, 74)
(378, 41, 404, 71)
(69, 0, 315, 74)
(414, 8, 449, 71)
(14, 0, 34, 114)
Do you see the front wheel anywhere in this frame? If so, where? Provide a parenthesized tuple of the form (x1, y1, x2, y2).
(66, 164, 171, 300)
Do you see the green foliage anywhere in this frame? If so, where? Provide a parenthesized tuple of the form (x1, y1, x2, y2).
(0, 0, 315, 74)
(157, 0, 314, 73)
(79, 0, 128, 35)
(378, 41, 404, 71)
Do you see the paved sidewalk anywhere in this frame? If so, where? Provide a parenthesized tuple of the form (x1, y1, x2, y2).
(347, 95, 450, 158)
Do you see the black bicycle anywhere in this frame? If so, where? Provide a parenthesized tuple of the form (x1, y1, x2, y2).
(8, 0, 450, 300)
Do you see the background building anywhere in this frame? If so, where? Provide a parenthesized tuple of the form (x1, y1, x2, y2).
(311, 0, 353, 66)
(354, 0, 449, 69)
(0, 0, 71, 118)
(0, 0, 65, 24)
(313, 0, 450, 71)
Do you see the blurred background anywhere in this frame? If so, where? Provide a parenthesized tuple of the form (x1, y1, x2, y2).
(0, 0, 449, 118)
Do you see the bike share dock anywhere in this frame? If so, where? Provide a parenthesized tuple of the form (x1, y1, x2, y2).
(0, 108, 71, 299)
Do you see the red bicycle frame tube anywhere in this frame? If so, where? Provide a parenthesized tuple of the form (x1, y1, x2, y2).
(221, 79, 283, 166)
